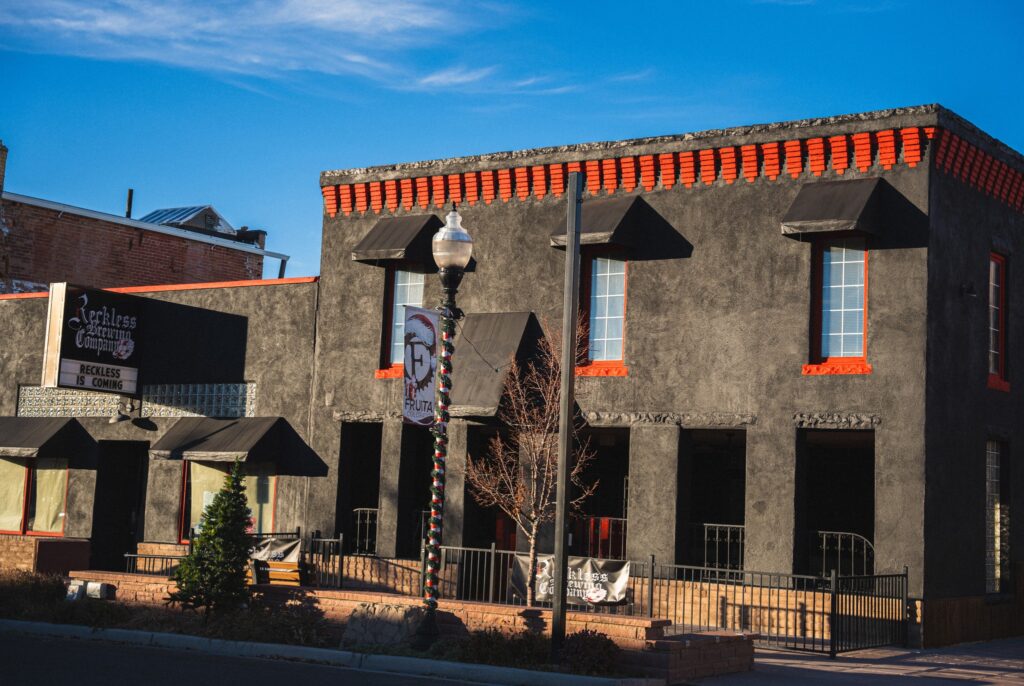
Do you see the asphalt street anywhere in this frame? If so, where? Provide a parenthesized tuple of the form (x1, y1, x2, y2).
(0, 633, 495, 686)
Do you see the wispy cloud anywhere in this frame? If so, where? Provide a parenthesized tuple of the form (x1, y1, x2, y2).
(416, 66, 496, 88)
(0, 1, 599, 96)
(609, 68, 655, 82)
(0, 1, 474, 87)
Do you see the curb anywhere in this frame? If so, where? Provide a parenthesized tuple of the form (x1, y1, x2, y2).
(0, 619, 662, 686)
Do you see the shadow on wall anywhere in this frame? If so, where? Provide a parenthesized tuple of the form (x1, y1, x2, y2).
(138, 299, 249, 385)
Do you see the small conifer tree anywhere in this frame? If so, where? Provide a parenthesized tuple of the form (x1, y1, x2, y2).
(169, 460, 253, 615)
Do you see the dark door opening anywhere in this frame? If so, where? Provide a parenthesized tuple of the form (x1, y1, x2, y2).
(572, 428, 629, 559)
(396, 425, 434, 559)
(336, 422, 382, 553)
(679, 430, 746, 568)
(89, 441, 148, 571)
(795, 429, 875, 576)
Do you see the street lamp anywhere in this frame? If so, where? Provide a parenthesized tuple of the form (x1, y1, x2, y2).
(418, 204, 473, 644)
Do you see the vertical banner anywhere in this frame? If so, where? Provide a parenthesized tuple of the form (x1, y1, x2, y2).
(402, 306, 440, 426)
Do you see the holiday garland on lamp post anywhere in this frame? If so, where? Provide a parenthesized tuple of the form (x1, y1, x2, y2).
(424, 301, 455, 611)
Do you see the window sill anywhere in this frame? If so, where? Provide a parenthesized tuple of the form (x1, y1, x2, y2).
(802, 361, 873, 376)
(987, 374, 1010, 392)
(374, 365, 404, 379)
(984, 592, 1015, 604)
(25, 531, 65, 538)
(577, 362, 629, 377)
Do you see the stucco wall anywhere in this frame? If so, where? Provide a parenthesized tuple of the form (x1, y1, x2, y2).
(925, 156, 1024, 598)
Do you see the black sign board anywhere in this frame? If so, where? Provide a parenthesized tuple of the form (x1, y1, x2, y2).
(42, 283, 144, 396)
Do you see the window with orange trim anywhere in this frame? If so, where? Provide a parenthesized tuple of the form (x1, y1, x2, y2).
(988, 253, 1009, 391)
(376, 267, 425, 379)
(578, 254, 628, 377)
(0, 457, 68, 536)
(179, 461, 276, 542)
(802, 237, 872, 375)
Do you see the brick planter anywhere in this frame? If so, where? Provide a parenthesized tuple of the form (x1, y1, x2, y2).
(68, 570, 753, 682)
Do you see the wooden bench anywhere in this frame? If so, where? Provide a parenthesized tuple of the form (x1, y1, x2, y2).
(248, 560, 302, 586)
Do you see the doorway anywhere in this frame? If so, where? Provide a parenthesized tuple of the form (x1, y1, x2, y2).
(89, 441, 148, 571)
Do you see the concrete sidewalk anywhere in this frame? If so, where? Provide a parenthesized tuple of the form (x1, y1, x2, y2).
(697, 638, 1024, 684)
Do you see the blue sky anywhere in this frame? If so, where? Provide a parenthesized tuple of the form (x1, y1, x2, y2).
(1, 1, 1022, 278)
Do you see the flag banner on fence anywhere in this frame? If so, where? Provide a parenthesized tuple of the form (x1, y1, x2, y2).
(511, 554, 631, 605)
(402, 306, 440, 426)
(250, 537, 301, 563)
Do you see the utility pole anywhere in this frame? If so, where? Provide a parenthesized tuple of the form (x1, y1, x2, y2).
(551, 171, 582, 657)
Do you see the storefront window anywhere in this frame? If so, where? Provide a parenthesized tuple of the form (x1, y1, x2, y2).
(0, 456, 67, 535)
(0, 458, 28, 532)
(26, 458, 67, 533)
(183, 462, 276, 539)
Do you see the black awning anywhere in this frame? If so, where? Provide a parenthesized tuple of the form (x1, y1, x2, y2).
(781, 178, 886, 237)
(451, 312, 539, 417)
(149, 417, 284, 462)
(0, 417, 95, 459)
(552, 195, 654, 248)
(351, 214, 443, 264)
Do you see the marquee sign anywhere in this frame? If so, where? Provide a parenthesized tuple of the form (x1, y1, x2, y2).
(41, 283, 144, 396)
(402, 306, 439, 426)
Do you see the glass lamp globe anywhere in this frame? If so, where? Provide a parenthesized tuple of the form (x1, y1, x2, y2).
(432, 207, 473, 270)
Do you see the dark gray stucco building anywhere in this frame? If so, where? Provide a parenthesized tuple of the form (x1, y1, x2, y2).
(0, 104, 1021, 645)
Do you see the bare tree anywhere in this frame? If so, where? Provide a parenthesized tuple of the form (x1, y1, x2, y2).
(465, 318, 597, 605)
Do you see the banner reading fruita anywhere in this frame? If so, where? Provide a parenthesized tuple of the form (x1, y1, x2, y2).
(402, 306, 440, 426)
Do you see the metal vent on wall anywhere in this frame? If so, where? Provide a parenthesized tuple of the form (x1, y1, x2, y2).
(17, 383, 257, 418)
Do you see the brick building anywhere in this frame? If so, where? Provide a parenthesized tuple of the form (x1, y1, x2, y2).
(0, 140, 288, 293)
(0, 105, 1022, 647)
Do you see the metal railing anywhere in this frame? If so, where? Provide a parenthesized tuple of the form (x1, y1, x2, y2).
(124, 553, 185, 576)
(816, 531, 875, 577)
(352, 508, 378, 555)
(120, 530, 905, 655)
(833, 570, 909, 653)
(702, 523, 745, 571)
(304, 534, 344, 588)
(572, 516, 627, 560)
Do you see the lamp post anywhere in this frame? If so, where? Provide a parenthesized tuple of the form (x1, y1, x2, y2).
(418, 204, 473, 645)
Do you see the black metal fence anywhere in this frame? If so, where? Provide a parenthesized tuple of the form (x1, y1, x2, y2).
(572, 516, 627, 560)
(701, 523, 745, 571)
(120, 532, 906, 656)
(816, 530, 875, 577)
(124, 553, 184, 576)
(424, 549, 907, 656)
(352, 508, 378, 555)
(304, 535, 344, 588)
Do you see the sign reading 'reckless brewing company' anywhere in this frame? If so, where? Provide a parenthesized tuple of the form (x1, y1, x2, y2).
(511, 555, 631, 605)
(41, 283, 143, 396)
(402, 306, 440, 426)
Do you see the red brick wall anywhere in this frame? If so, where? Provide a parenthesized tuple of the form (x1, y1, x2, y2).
(1, 199, 263, 289)
(0, 534, 38, 572)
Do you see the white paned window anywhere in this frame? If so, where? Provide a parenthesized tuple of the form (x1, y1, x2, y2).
(989, 255, 1006, 377)
(985, 440, 1010, 594)
(820, 238, 866, 358)
(390, 270, 425, 365)
(589, 257, 626, 362)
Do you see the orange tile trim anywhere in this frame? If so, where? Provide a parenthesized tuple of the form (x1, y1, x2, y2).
(802, 361, 873, 376)
(0, 277, 320, 301)
(320, 127, 1021, 218)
